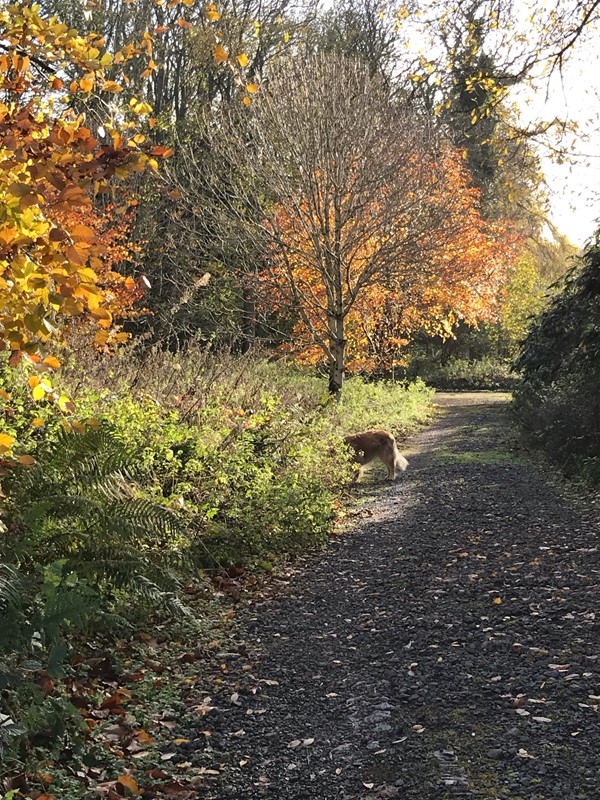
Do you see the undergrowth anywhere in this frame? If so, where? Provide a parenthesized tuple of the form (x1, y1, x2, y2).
(410, 356, 517, 391)
(0, 346, 433, 789)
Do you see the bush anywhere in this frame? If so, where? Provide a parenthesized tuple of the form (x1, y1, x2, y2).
(408, 356, 517, 391)
(513, 244, 600, 479)
(55, 349, 433, 565)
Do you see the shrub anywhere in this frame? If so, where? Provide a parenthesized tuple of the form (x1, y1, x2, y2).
(513, 244, 600, 478)
(408, 356, 517, 390)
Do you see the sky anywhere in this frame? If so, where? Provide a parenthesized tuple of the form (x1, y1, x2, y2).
(524, 47, 600, 249)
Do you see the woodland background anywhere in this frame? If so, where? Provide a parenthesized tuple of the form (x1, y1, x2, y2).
(1, 0, 599, 796)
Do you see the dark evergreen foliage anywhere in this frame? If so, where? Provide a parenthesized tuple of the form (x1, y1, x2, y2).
(514, 244, 600, 478)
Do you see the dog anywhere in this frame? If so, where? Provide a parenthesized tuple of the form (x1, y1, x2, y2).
(344, 429, 409, 482)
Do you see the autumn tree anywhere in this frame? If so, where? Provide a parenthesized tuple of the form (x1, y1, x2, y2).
(43, 0, 311, 116)
(191, 54, 515, 392)
(44, 0, 317, 348)
(0, 1, 162, 363)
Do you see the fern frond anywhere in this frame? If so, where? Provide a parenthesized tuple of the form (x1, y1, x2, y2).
(0, 564, 21, 611)
(6, 427, 193, 623)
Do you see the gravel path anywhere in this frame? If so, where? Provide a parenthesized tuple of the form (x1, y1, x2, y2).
(181, 392, 600, 799)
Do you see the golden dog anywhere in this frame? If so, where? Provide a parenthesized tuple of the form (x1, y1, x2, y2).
(344, 429, 408, 482)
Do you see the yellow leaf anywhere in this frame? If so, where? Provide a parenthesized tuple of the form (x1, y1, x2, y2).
(58, 395, 76, 414)
(32, 384, 46, 401)
(32, 418, 45, 428)
(237, 53, 249, 68)
(205, 3, 220, 21)
(95, 330, 110, 346)
(0, 433, 15, 449)
(242, 96, 251, 106)
(493, 597, 502, 605)
(246, 82, 259, 93)
(213, 44, 228, 63)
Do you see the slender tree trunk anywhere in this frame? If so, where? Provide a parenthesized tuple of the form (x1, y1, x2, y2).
(241, 281, 256, 354)
(328, 315, 346, 395)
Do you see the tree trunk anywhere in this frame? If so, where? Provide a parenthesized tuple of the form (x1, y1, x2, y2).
(328, 316, 346, 395)
(240, 280, 256, 354)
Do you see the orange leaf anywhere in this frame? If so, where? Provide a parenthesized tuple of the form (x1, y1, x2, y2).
(79, 74, 95, 92)
(42, 356, 61, 370)
(71, 223, 96, 244)
(150, 146, 175, 157)
(246, 82, 259, 93)
(116, 774, 139, 795)
(213, 44, 228, 63)
(101, 80, 124, 93)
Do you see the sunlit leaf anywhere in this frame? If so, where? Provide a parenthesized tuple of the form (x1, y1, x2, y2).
(214, 44, 228, 63)
(58, 395, 76, 414)
(0, 433, 15, 450)
(32, 384, 46, 401)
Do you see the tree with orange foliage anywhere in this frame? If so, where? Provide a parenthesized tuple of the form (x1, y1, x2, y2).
(0, 0, 163, 365)
(50, 202, 145, 346)
(211, 54, 519, 392)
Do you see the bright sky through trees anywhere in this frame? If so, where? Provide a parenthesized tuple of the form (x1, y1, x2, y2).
(525, 48, 600, 248)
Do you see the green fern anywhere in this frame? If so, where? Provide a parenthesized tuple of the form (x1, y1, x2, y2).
(4, 426, 193, 630)
(0, 564, 20, 613)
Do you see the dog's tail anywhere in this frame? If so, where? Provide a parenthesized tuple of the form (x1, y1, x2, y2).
(394, 442, 409, 472)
